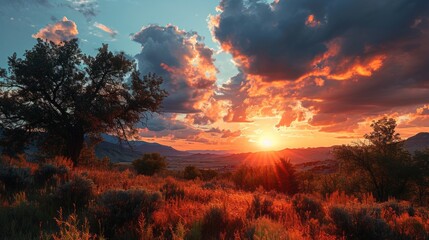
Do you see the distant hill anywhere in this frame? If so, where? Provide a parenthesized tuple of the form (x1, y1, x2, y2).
(404, 132, 429, 153)
(95, 134, 190, 163)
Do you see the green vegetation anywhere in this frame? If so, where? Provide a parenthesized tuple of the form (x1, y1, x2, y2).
(132, 153, 167, 176)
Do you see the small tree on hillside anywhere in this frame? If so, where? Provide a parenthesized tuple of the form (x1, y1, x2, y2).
(334, 117, 414, 201)
(184, 165, 202, 180)
(0, 39, 167, 164)
(132, 153, 167, 176)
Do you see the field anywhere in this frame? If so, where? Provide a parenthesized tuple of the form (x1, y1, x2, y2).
(1, 155, 428, 240)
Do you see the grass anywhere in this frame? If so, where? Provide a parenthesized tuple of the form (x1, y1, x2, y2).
(1, 156, 429, 239)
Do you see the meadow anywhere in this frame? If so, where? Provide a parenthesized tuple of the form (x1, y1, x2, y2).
(1, 154, 428, 240)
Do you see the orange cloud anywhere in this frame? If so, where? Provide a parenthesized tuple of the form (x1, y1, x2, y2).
(305, 14, 320, 27)
(32, 17, 78, 44)
(93, 22, 117, 37)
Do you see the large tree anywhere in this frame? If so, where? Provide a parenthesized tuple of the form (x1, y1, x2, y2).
(334, 117, 414, 201)
(0, 39, 167, 164)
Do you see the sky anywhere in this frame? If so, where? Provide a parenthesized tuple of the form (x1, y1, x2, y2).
(1, 0, 429, 153)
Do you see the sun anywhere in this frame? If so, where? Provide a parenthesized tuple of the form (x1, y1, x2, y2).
(259, 137, 274, 148)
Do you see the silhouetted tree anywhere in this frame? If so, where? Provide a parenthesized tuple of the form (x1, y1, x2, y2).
(0, 39, 167, 164)
(411, 149, 429, 205)
(132, 153, 167, 176)
(334, 117, 414, 201)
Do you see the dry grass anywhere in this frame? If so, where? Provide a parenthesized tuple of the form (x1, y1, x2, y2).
(1, 155, 429, 239)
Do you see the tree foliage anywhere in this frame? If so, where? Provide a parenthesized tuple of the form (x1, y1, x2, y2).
(334, 117, 415, 201)
(132, 153, 167, 176)
(0, 39, 167, 164)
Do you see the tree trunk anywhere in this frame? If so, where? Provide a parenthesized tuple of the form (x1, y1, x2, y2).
(65, 127, 84, 166)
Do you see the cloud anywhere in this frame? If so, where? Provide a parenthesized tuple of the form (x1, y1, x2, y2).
(93, 22, 117, 37)
(0, 0, 51, 7)
(32, 16, 78, 44)
(205, 127, 241, 138)
(132, 25, 219, 124)
(0, 0, 98, 19)
(211, 0, 429, 132)
(66, 0, 98, 20)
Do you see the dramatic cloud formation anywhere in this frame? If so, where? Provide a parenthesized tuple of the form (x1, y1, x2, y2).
(132, 25, 219, 123)
(211, 0, 429, 132)
(32, 16, 78, 44)
(93, 22, 117, 37)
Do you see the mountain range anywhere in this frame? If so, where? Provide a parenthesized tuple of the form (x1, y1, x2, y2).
(97, 132, 429, 171)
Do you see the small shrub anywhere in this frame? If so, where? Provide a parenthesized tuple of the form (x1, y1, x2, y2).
(329, 206, 353, 236)
(93, 189, 162, 238)
(161, 181, 185, 201)
(34, 164, 69, 187)
(132, 153, 167, 176)
(247, 195, 274, 219)
(55, 175, 95, 210)
(201, 206, 228, 240)
(246, 217, 290, 240)
(184, 165, 202, 180)
(0, 166, 32, 193)
(292, 194, 325, 221)
(353, 209, 392, 239)
(0, 202, 53, 239)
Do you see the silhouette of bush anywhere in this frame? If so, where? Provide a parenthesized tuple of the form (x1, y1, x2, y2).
(34, 164, 68, 187)
(0, 166, 32, 193)
(201, 206, 228, 240)
(292, 194, 325, 221)
(247, 195, 274, 219)
(184, 165, 202, 180)
(55, 175, 95, 210)
(232, 159, 298, 195)
(160, 180, 185, 201)
(329, 206, 394, 239)
(329, 206, 353, 235)
(93, 189, 162, 238)
(353, 208, 392, 239)
(132, 153, 167, 176)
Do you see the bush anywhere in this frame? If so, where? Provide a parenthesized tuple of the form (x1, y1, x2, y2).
(55, 175, 95, 210)
(247, 195, 274, 219)
(353, 208, 392, 239)
(0, 166, 32, 193)
(93, 189, 162, 238)
(160, 181, 185, 201)
(201, 206, 228, 240)
(329, 206, 353, 236)
(246, 217, 290, 240)
(232, 159, 299, 195)
(184, 165, 202, 180)
(132, 153, 167, 176)
(292, 194, 325, 221)
(34, 164, 69, 187)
